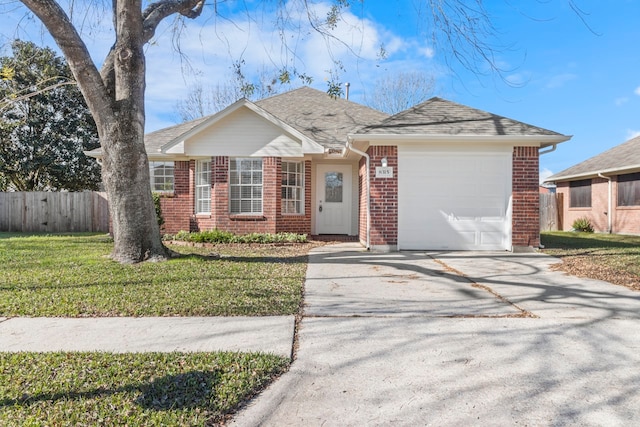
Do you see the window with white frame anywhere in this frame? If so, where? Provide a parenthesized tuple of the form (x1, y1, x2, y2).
(229, 158, 262, 214)
(195, 160, 211, 214)
(149, 161, 174, 192)
(282, 161, 304, 214)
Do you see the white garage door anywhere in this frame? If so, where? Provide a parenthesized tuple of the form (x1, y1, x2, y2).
(398, 145, 512, 250)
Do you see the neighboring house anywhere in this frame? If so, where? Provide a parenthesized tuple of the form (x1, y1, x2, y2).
(87, 87, 571, 251)
(544, 136, 640, 234)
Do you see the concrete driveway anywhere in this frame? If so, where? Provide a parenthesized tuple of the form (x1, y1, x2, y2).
(232, 243, 640, 426)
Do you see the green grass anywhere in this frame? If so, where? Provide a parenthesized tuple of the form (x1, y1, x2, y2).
(0, 351, 289, 426)
(0, 233, 309, 317)
(541, 232, 640, 289)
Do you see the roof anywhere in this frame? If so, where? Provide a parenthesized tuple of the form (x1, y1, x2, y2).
(546, 136, 640, 182)
(255, 87, 389, 150)
(355, 97, 569, 145)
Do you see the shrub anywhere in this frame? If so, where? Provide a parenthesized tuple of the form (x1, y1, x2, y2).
(152, 193, 164, 230)
(572, 217, 594, 233)
(169, 230, 308, 244)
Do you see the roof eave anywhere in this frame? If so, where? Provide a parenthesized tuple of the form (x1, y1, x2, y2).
(348, 133, 571, 146)
(545, 164, 640, 183)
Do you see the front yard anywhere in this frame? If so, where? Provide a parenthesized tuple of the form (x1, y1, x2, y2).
(541, 231, 640, 291)
(0, 233, 313, 426)
(0, 233, 310, 317)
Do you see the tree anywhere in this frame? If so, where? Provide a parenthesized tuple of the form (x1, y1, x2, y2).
(12, 0, 509, 263)
(363, 71, 436, 115)
(0, 40, 101, 191)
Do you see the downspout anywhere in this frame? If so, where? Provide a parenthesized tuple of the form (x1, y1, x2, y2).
(346, 137, 370, 250)
(597, 172, 613, 233)
(539, 144, 557, 155)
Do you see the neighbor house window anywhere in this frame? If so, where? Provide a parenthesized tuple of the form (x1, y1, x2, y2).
(618, 172, 640, 207)
(230, 158, 262, 214)
(282, 161, 304, 214)
(569, 179, 592, 208)
(195, 160, 211, 214)
(149, 161, 174, 192)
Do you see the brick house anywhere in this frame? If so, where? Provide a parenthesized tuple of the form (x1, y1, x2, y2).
(545, 136, 640, 234)
(88, 87, 571, 251)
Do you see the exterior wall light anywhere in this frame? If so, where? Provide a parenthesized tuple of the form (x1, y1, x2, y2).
(381, 157, 388, 168)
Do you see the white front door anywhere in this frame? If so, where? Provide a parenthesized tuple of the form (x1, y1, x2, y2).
(315, 164, 352, 234)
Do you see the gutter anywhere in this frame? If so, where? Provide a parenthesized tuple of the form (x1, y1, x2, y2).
(539, 144, 557, 155)
(597, 172, 613, 233)
(345, 138, 370, 250)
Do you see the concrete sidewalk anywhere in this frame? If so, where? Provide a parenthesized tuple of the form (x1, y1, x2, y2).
(231, 244, 640, 426)
(0, 316, 295, 357)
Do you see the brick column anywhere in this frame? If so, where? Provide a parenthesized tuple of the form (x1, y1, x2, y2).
(367, 146, 398, 249)
(512, 147, 540, 248)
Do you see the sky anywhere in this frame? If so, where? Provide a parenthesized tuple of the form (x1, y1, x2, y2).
(2, 1, 639, 182)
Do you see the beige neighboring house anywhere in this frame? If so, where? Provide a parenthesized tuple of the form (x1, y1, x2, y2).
(545, 136, 640, 234)
(87, 86, 571, 251)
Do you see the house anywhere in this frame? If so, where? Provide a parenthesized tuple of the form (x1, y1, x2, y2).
(88, 87, 571, 251)
(544, 136, 640, 234)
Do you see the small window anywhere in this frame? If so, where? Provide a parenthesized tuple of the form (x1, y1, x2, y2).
(149, 161, 174, 192)
(195, 160, 211, 214)
(618, 172, 640, 207)
(230, 158, 263, 214)
(569, 179, 591, 208)
(282, 161, 304, 214)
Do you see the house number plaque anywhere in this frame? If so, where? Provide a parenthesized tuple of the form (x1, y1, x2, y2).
(375, 166, 394, 178)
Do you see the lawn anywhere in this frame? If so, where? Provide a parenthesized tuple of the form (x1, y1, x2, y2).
(0, 352, 288, 426)
(541, 232, 640, 291)
(0, 233, 311, 317)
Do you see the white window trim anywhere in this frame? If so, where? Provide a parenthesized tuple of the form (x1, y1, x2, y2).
(282, 161, 305, 215)
(149, 161, 174, 193)
(195, 159, 212, 214)
(229, 158, 263, 215)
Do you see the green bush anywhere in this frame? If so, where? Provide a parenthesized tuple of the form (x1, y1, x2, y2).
(152, 193, 164, 229)
(168, 230, 308, 244)
(572, 217, 594, 233)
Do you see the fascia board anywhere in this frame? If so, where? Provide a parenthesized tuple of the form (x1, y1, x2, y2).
(545, 164, 640, 183)
(348, 133, 571, 147)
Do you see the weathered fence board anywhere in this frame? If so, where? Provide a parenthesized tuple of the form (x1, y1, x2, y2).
(0, 192, 109, 233)
(540, 193, 562, 232)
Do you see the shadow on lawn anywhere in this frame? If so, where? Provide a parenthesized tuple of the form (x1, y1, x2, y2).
(1, 370, 224, 412)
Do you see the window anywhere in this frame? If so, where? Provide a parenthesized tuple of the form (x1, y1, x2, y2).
(618, 172, 640, 207)
(195, 160, 211, 214)
(569, 179, 592, 208)
(230, 158, 262, 214)
(282, 161, 304, 214)
(149, 161, 174, 192)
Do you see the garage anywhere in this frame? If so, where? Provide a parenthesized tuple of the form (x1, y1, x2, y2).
(397, 145, 512, 250)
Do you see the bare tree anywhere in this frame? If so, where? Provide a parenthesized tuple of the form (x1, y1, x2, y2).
(364, 71, 436, 114)
(8, 0, 517, 263)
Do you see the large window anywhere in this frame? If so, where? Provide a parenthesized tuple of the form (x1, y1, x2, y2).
(149, 161, 174, 192)
(195, 160, 211, 214)
(230, 158, 263, 214)
(282, 161, 304, 214)
(618, 172, 640, 207)
(569, 179, 592, 208)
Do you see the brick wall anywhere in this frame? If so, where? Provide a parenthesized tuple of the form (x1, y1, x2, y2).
(512, 147, 540, 248)
(367, 146, 398, 247)
(160, 157, 312, 235)
(557, 177, 640, 234)
(358, 156, 367, 246)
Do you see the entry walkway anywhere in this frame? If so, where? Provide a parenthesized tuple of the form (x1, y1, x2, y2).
(231, 243, 640, 426)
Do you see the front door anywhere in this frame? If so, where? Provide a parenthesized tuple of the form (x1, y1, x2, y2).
(315, 164, 352, 235)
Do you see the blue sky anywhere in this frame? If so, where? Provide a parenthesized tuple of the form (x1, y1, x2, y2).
(2, 1, 639, 181)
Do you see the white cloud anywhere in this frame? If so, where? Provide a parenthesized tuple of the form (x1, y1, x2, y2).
(615, 97, 629, 106)
(634, 86, 640, 96)
(539, 168, 554, 185)
(626, 129, 640, 140)
(545, 73, 577, 89)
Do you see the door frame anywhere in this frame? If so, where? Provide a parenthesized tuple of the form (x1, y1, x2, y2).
(314, 164, 353, 235)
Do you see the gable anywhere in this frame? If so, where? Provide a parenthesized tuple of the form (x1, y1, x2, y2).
(182, 106, 303, 157)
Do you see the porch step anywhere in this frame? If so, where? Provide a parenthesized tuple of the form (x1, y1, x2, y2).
(311, 235, 360, 242)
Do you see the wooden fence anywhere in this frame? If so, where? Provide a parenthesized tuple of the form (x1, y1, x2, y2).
(540, 192, 563, 232)
(0, 191, 109, 233)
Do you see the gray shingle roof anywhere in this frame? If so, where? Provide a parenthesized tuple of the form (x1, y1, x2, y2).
(546, 136, 640, 182)
(255, 86, 389, 149)
(358, 97, 566, 138)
